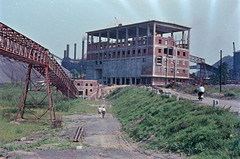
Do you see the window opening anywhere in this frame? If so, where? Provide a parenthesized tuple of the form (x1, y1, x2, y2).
(122, 51, 125, 55)
(159, 39, 162, 44)
(165, 40, 168, 45)
(143, 49, 146, 53)
(156, 56, 162, 65)
(158, 49, 161, 53)
(138, 49, 141, 54)
(183, 52, 186, 56)
(169, 48, 173, 56)
(164, 48, 167, 54)
(132, 50, 135, 54)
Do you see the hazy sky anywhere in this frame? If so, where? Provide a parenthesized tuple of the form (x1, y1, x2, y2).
(0, 0, 239, 65)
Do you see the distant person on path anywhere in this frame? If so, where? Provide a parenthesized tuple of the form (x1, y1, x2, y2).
(102, 106, 106, 118)
(98, 106, 102, 118)
(198, 84, 205, 99)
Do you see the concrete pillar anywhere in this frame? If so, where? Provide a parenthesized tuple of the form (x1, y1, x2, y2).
(182, 31, 185, 45)
(213, 99, 219, 108)
(120, 77, 122, 85)
(115, 77, 117, 84)
(126, 28, 128, 45)
(135, 77, 137, 85)
(99, 32, 101, 43)
(124, 77, 127, 85)
(110, 77, 113, 85)
(107, 31, 110, 48)
(176, 93, 179, 101)
(130, 77, 132, 85)
(136, 26, 139, 46)
(116, 29, 119, 47)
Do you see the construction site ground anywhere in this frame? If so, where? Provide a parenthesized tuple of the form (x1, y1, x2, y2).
(4, 103, 183, 159)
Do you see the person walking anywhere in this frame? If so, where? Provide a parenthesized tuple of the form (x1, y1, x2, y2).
(101, 106, 106, 118)
(98, 106, 102, 118)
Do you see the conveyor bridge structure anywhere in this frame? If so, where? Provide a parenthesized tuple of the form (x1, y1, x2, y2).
(0, 22, 79, 122)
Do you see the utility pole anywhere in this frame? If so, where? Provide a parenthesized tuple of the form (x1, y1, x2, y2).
(220, 50, 222, 93)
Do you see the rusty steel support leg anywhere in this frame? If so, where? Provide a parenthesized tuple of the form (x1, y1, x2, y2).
(51, 90, 56, 120)
(15, 65, 32, 121)
(67, 89, 69, 102)
(45, 67, 53, 122)
(55, 88, 58, 103)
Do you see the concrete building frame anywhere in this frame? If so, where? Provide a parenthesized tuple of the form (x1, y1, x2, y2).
(86, 20, 191, 86)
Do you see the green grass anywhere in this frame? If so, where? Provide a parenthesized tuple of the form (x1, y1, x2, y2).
(0, 82, 102, 143)
(110, 85, 240, 158)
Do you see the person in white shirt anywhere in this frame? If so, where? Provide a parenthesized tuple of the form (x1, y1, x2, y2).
(98, 106, 102, 118)
(101, 106, 106, 118)
(198, 84, 205, 99)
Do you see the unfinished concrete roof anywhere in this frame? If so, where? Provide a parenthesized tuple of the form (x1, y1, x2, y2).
(86, 20, 191, 37)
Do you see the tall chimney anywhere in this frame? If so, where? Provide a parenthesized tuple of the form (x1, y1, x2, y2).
(82, 40, 84, 63)
(64, 50, 66, 58)
(66, 44, 69, 58)
(74, 43, 77, 61)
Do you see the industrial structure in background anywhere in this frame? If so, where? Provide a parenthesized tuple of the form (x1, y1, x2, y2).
(61, 41, 87, 76)
(233, 42, 240, 79)
(85, 20, 191, 86)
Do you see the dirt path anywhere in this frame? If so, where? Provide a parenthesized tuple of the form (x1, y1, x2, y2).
(6, 110, 184, 159)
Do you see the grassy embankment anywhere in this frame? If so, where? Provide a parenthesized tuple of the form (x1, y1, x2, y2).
(184, 85, 240, 99)
(0, 82, 101, 143)
(109, 85, 240, 158)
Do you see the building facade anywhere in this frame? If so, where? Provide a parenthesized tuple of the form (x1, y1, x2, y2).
(86, 20, 191, 85)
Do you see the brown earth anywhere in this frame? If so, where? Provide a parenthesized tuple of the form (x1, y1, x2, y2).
(4, 105, 184, 159)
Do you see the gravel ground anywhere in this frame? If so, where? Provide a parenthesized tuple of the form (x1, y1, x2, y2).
(5, 108, 184, 159)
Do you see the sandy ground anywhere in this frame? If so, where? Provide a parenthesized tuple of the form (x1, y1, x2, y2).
(5, 111, 184, 159)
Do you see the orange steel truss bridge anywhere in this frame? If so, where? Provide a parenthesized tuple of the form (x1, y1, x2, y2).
(0, 22, 78, 122)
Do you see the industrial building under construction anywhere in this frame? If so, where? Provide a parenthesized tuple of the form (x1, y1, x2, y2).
(85, 20, 191, 85)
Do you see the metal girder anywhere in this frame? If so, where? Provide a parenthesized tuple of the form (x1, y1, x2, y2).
(0, 22, 79, 122)
(0, 22, 78, 98)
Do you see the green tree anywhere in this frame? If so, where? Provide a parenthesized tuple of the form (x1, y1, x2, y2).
(70, 69, 80, 78)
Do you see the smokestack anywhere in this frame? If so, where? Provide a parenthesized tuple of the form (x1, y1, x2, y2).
(66, 44, 69, 58)
(82, 40, 84, 63)
(64, 50, 66, 58)
(74, 43, 77, 61)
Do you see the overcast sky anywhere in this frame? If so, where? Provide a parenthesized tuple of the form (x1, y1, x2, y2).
(0, 0, 239, 65)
